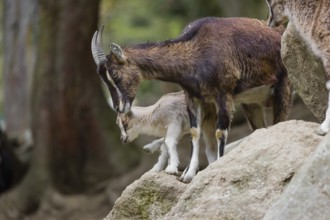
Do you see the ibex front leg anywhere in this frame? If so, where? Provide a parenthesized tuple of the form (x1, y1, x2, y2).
(143, 138, 169, 172)
(164, 123, 182, 175)
(215, 94, 233, 159)
(179, 96, 203, 183)
(316, 58, 330, 135)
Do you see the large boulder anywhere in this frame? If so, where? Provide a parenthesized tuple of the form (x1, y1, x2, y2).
(106, 172, 187, 220)
(281, 22, 327, 121)
(263, 132, 330, 220)
(104, 120, 326, 220)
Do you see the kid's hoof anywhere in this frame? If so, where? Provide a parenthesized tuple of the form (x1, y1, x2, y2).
(315, 127, 328, 136)
(179, 173, 193, 183)
(150, 166, 162, 172)
(143, 145, 155, 154)
(165, 166, 178, 175)
(144, 149, 152, 154)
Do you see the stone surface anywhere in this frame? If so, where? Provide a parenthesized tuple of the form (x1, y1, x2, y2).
(281, 22, 327, 121)
(105, 171, 187, 220)
(104, 120, 326, 220)
(263, 132, 330, 220)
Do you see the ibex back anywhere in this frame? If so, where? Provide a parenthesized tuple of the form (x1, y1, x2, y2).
(91, 17, 292, 182)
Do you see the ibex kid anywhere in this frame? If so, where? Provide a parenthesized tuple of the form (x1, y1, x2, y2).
(111, 91, 217, 175)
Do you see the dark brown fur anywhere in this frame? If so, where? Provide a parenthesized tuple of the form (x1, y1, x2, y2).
(106, 18, 289, 111)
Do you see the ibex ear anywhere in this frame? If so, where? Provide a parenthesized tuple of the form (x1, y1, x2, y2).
(110, 43, 127, 64)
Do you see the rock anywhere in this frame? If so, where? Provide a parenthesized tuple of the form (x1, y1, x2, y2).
(105, 172, 187, 220)
(104, 120, 325, 220)
(281, 22, 327, 121)
(263, 132, 330, 220)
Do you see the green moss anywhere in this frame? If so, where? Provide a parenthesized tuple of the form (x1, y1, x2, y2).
(115, 181, 180, 219)
(136, 183, 177, 219)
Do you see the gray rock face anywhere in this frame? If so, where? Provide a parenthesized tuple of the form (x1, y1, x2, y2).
(281, 22, 328, 121)
(105, 120, 326, 220)
(263, 132, 330, 220)
(106, 172, 187, 220)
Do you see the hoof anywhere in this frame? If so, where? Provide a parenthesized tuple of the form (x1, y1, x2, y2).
(165, 166, 178, 175)
(144, 149, 152, 154)
(178, 171, 195, 183)
(143, 145, 155, 154)
(150, 167, 162, 172)
(315, 127, 328, 136)
(178, 174, 193, 183)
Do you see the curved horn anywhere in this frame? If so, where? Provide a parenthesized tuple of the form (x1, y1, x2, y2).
(91, 31, 100, 65)
(91, 25, 107, 65)
(96, 25, 107, 62)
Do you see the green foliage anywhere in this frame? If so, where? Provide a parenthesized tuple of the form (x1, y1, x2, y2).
(101, 0, 186, 45)
(100, 0, 268, 44)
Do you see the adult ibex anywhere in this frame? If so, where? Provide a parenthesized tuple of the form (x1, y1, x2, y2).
(91, 17, 292, 182)
(266, 0, 330, 135)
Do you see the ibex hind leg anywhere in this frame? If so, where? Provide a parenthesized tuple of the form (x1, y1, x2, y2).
(179, 97, 202, 183)
(143, 138, 164, 154)
(272, 69, 293, 124)
(150, 143, 169, 172)
(201, 116, 217, 164)
(215, 94, 233, 159)
(316, 91, 330, 135)
(316, 58, 330, 135)
(241, 103, 266, 130)
(164, 123, 182, 175)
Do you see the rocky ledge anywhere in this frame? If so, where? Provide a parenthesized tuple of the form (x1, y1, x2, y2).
(104, 120, 330, 220)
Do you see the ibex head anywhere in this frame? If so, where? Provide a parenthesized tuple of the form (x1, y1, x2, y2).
(266, 0, 287, 27)
(91, 26, 142, 113)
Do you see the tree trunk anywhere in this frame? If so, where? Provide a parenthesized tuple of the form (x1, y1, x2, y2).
(3, 0, 37, 138)
(0, 0, 142, 218)
(33, 0, 123, 193)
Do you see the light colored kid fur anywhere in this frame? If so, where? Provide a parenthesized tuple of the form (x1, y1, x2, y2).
(113, 91, 217, 175)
